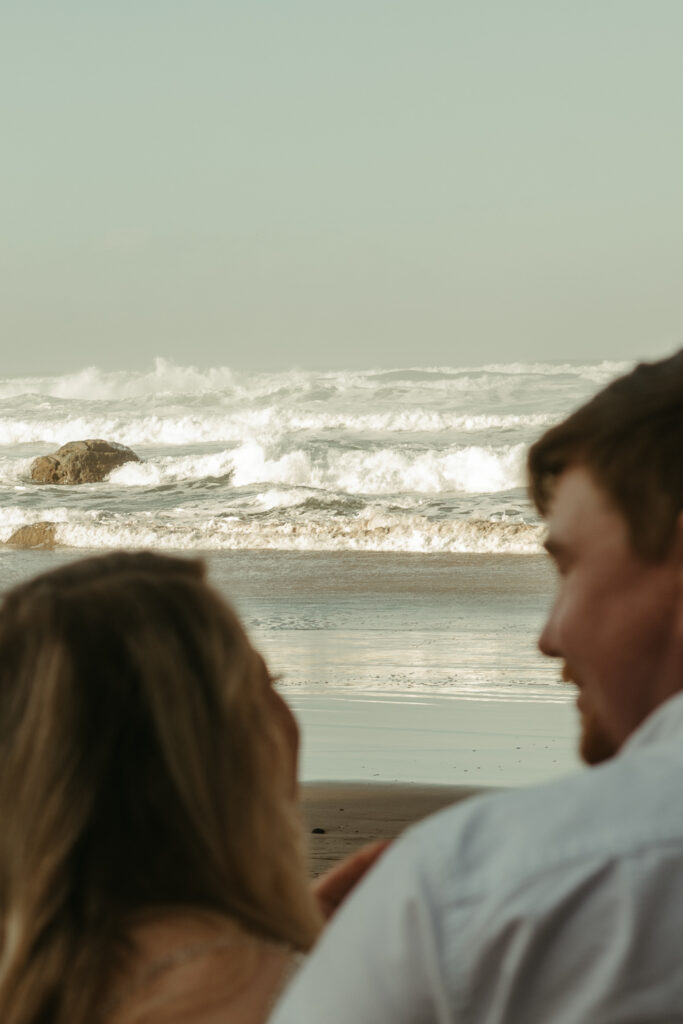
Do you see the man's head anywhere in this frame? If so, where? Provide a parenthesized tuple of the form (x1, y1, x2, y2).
(529, 351, 683, 764)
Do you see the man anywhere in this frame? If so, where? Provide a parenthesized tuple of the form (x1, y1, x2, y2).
(272, 350, 683, 1023)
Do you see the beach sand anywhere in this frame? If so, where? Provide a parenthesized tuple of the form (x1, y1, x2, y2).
(301, 782, 485, 877)
(292, 690, 579, 787)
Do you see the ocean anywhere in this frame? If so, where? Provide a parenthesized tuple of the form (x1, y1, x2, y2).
(0, 359, 626, 782)
(0, 358, 626, 553)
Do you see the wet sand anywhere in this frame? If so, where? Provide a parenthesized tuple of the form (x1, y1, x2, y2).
(292, 690, 579, 787)
(301, 781, 486, 877)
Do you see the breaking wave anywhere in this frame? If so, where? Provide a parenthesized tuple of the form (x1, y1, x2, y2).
(0, 507, 543, 554)
(0, 357, 631, 403)
(0, 411, 554, 447)
(3, 442, 526, 495)
(0, 357, 627, 556)
(227, 441, 525, 495)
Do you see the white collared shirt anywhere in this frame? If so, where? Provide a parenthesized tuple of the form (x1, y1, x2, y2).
(272, 692, 683, 1023)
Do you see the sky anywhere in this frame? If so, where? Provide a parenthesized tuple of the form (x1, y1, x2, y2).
(2, 1, 683, 375)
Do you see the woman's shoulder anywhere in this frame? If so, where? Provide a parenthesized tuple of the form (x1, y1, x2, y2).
(105, 910, 295, 1024)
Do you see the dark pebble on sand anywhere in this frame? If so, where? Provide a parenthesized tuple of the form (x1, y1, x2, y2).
(311, 827, 326, 834)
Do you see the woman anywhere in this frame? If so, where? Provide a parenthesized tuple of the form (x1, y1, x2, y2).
(0, 552, 344, 1023)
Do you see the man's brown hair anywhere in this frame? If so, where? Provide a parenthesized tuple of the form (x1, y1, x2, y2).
(528, 349, 683, 559)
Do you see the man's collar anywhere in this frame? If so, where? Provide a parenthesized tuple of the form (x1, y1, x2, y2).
(621, 690, 683, 756)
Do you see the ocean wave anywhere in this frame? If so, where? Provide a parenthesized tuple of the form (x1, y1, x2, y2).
(461, 360, 631, 381)
(0, 359, 238, 402)
(0, 357, 631, 404)
(0, 508, 544, 554)
(260, 411, 554, 435)
(0, 456, 35, 484)
(108, 451, 236, 487)
(0, 409, 556, 447)
(228, 441, 526, 495)
(0, 439, 527, 495)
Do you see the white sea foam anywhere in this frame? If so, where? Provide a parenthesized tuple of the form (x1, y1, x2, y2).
(108, 450, 236, 486)
(0, 442, 525, 494)
(252, 488, 324, 512)
(0, 507, 544, 554)
(0, 357, 631, 404)
(466, 359, 630, 381)
(0, 457, 35, 484)
(229, 441, 526, 495)
(0, 356, 626, 450)
(0, 358, 626, 555)
(0, 359, 238, 402)
(0, 435, 525, 496)
(0, 409, 555, 447)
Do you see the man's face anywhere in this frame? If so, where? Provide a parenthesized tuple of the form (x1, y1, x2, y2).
(539, 466, 682, 764)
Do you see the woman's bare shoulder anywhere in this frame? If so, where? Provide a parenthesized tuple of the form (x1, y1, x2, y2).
(105, 911, 294, 1024)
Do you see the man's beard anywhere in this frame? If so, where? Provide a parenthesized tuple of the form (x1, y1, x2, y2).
(579, 708, 619, 765)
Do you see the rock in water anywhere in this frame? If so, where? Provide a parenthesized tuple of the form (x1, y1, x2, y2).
(30, 439, 141, 484)
(6, 521, 57, 549)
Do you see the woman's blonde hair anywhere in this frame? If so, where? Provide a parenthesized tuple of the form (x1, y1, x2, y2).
(0, 552, 321, 1024)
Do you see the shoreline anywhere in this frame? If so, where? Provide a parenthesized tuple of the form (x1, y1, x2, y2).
(0, 550, 580, 789)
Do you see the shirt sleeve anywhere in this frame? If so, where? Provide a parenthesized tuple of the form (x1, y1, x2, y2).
(270, 832, 453, 1024)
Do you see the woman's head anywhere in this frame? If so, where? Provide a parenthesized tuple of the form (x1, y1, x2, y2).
(0, 552, 320, 1024)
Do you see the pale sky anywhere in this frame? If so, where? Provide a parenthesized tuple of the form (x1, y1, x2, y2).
(2, 1, 682, 374)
